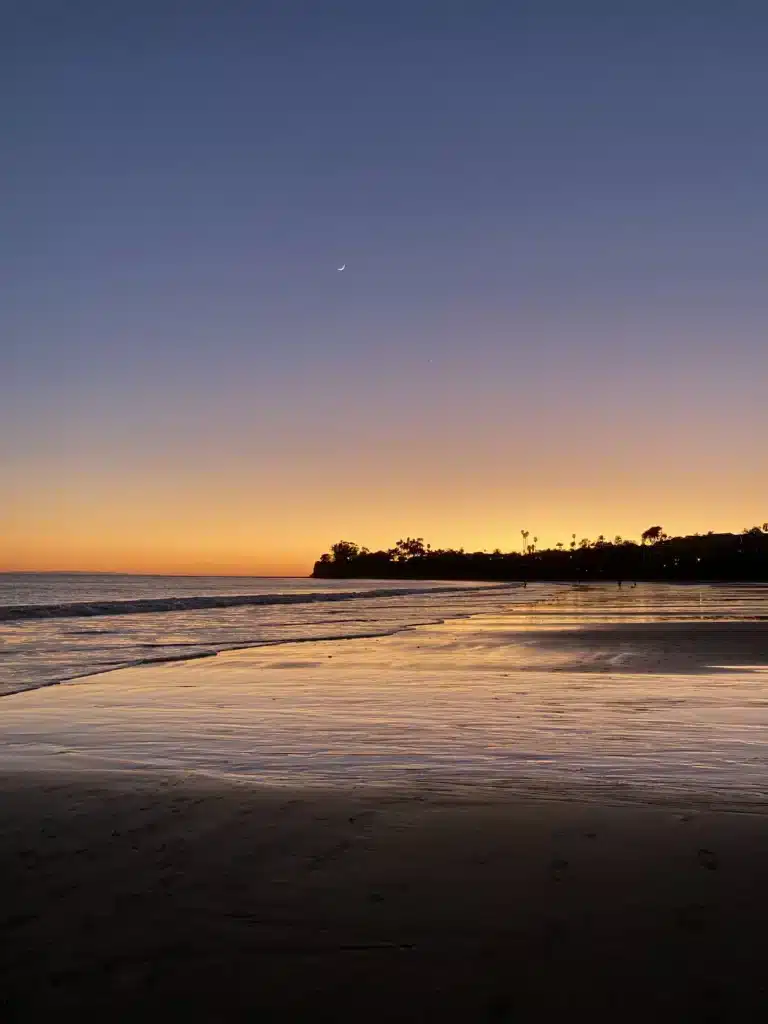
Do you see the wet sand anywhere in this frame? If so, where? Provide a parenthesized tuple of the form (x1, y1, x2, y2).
(1, 585, 766, 800)
(2, 771, 767, 1020)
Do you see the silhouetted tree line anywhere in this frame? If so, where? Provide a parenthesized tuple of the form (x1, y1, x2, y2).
(312, 524, 768, 582)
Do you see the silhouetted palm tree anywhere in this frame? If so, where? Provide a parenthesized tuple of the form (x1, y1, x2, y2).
(521, 530, 529, 554)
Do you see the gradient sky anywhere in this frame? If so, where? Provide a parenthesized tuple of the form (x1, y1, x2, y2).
(4, 1, 767, 574)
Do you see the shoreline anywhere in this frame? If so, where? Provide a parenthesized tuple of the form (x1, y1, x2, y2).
(2, 584, 766, 803)
(1, 578, 554, 699)
(4, 581, 764, 701)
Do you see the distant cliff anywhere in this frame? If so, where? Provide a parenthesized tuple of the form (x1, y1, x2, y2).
(312, 527, 768, 582)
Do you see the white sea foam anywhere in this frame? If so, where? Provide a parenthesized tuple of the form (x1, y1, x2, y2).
(0, 574, 541, 695)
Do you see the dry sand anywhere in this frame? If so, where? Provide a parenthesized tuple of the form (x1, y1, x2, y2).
(1, 770, 767, 1021)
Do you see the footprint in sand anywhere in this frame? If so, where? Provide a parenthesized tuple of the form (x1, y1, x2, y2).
(697, 848, 719, 871)
(550, 858, 569, 881)
(676, 903, 709, 933)
(486, 992, 514, 1020)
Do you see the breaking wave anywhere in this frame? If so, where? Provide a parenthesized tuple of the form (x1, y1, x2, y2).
(0, 583, 512, 623)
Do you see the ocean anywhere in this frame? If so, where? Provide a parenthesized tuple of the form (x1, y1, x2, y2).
(0, 573, 540, 697)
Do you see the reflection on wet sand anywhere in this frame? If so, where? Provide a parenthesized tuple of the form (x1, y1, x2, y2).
(1, 584, 766, 807)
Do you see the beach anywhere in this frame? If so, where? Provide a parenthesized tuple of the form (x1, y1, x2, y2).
(1, 582, 767, 1018)
(2, 772, 767, 1020)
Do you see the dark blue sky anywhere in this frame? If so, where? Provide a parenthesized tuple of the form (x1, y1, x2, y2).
(4, 1, 767, 571)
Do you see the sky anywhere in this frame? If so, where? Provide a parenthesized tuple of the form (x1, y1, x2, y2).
(3, 0, 767, 574)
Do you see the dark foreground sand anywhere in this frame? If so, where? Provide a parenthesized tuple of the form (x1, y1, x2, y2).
(1, 772, 766, 1021)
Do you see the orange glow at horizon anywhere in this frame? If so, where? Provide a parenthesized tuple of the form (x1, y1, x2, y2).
(6, 324, 766, 576)
(5, 451, 765, 575)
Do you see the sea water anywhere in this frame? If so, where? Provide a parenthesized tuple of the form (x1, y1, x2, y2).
(0, 573, 537, 696)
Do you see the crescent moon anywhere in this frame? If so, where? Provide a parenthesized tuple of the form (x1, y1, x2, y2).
(337, 264, 345, 271)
